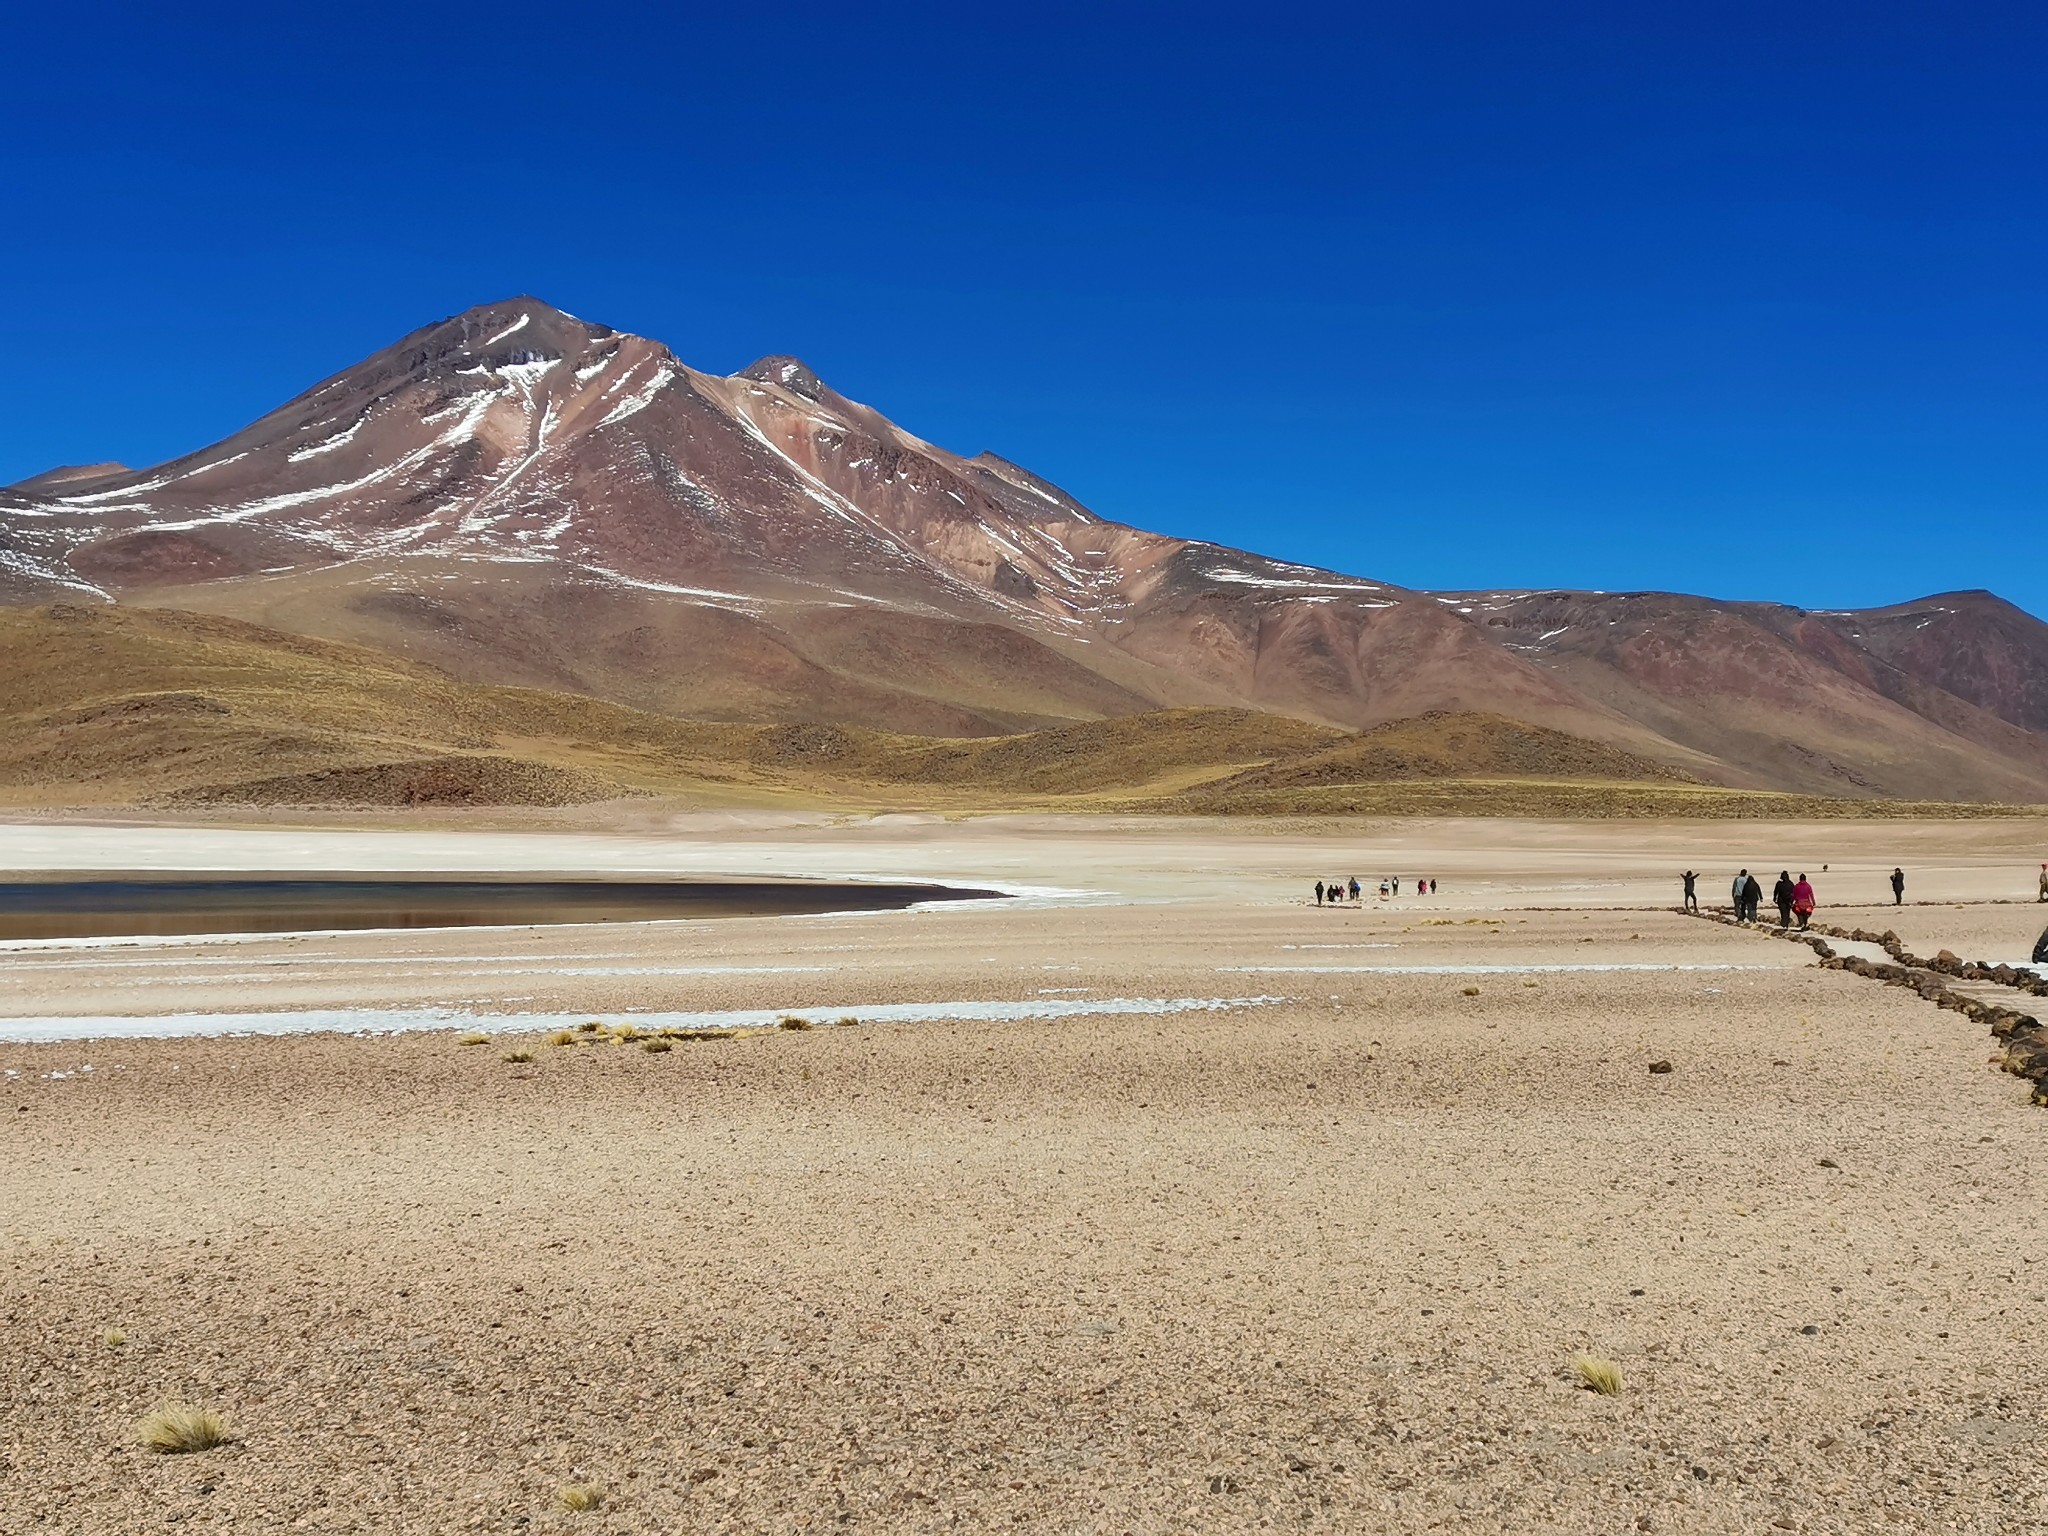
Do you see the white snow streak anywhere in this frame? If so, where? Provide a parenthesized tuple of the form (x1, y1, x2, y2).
(597, 360, 677, 426)
(287, 414, 368, 462)
(479, 313, 530, 347)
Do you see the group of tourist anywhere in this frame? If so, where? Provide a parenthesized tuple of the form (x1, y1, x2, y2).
(1313, 876, 1440, 905)
(1683, 866, 1822, 927)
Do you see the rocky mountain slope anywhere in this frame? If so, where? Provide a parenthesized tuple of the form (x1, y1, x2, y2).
(4, 296, 2045, 802)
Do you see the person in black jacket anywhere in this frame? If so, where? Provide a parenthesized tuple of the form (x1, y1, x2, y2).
(1773, 871, 1796, 928)
(1742, 871, 1764, 923)
(1681, 870, 1698, 914)
(1891, 867, 1906, 906)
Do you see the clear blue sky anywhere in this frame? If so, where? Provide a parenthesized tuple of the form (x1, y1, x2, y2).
(5, 2, 2043, 616)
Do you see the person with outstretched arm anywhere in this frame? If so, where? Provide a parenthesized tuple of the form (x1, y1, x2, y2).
(1682, 870, 1698, 914)
(1891, 867, 1906, 906)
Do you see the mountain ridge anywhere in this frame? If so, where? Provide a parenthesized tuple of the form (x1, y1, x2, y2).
(4, 295, 2045, 803)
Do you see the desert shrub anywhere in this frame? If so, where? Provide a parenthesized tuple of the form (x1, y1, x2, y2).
(1573, 1354, 1623, 1395)
(1460, 985, 1481, 997)
(642, 1039, 672, 1054)
(504, 1049, 534, 1063)
(778, 1016, 814, 1031)
(556, 1483, 604, 1512)
(137, 1401, 232, 1454)
(457, 1031, 490, 1046)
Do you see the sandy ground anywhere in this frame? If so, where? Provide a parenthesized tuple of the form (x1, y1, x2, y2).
(3, 814, 2046, 1533)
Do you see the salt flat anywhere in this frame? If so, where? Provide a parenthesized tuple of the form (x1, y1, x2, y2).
(3, 814, 2045, 1533)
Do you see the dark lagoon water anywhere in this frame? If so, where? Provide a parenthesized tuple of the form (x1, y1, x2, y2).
(0, 876, 1002, 941)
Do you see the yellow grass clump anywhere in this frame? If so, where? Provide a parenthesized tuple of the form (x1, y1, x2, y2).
(457, 1031, 491, 1047)
(556, 1482, 604, 1512)
(836, 1015, 861, 1027)
(642, 1039, 672, 1054)
(102, 1326, 128, 1347)
(1573, 1354, 1624, 1395)
(611, 1023, 641, 1041)
(1460, 985, 1481, 997)
(137, 1401, 233, 1454)
(548, 1029, 579, 1047)
(778, 1015, 814, 1031)
(577, 1021, 603, 1034)
(504, 1049, 534, 1063)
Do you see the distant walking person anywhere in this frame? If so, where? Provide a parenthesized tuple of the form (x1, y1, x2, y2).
(1392, 877, 1401, 897)
(1773, 871, 1795, 928)
(1315, 881, 1325, 907)
(1348, 877, 1361, 903)
(2037, 862, 2047, 902)
(1793, 873, 1816, 929)
(1681, 870, 1699, 914)
(1741, 871, 1763, 924)
(1733, 869, 1750, 921)
(1891, 867, 1906, 906)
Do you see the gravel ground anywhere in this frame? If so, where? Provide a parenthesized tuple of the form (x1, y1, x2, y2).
(2, 817, 2045, 1532)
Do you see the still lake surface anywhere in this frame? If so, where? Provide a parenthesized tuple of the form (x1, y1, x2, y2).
(0, 876, 1000, 941)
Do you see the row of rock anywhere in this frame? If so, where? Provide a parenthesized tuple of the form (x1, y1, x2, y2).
(1685, 909, 2048, 1108)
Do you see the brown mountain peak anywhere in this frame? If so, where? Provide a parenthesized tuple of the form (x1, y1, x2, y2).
(735, 356, 830, 402)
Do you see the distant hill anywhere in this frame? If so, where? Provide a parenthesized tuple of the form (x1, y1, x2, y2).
(0, 606, 2030, 819)
(4, 295, 2047, 801)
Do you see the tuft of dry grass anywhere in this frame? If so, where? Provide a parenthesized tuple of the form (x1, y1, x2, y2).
(556, 1482, 604, 1512)
(457, 1031, 491, 1047)
(548, 1029, 578, 1047)
(577, 1021, 603, 1034)
(642, 1039, 672, 1054)
(778, 1015, 814, 1031)
(137, 1401, 233, 1454)
(836, 1015, 861, 1027)
(504, 1049, 534, 1063)
(1460, 985, 1481, 997)
(611, 1022, 641, 1041)
(1573, 1354, 1624, 1395)
(102, 1326, 128, 1347)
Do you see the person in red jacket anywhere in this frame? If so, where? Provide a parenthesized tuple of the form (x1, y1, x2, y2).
(1792, 873, 1816, 929)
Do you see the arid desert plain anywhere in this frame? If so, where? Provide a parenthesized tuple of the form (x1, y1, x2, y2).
(4, 811, 2046, 1534)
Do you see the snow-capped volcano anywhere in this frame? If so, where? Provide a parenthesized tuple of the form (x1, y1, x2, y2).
(6, 296, 2048, 800)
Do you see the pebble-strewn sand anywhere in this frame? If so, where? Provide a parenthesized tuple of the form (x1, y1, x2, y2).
(3, 815, 2046, 1533)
